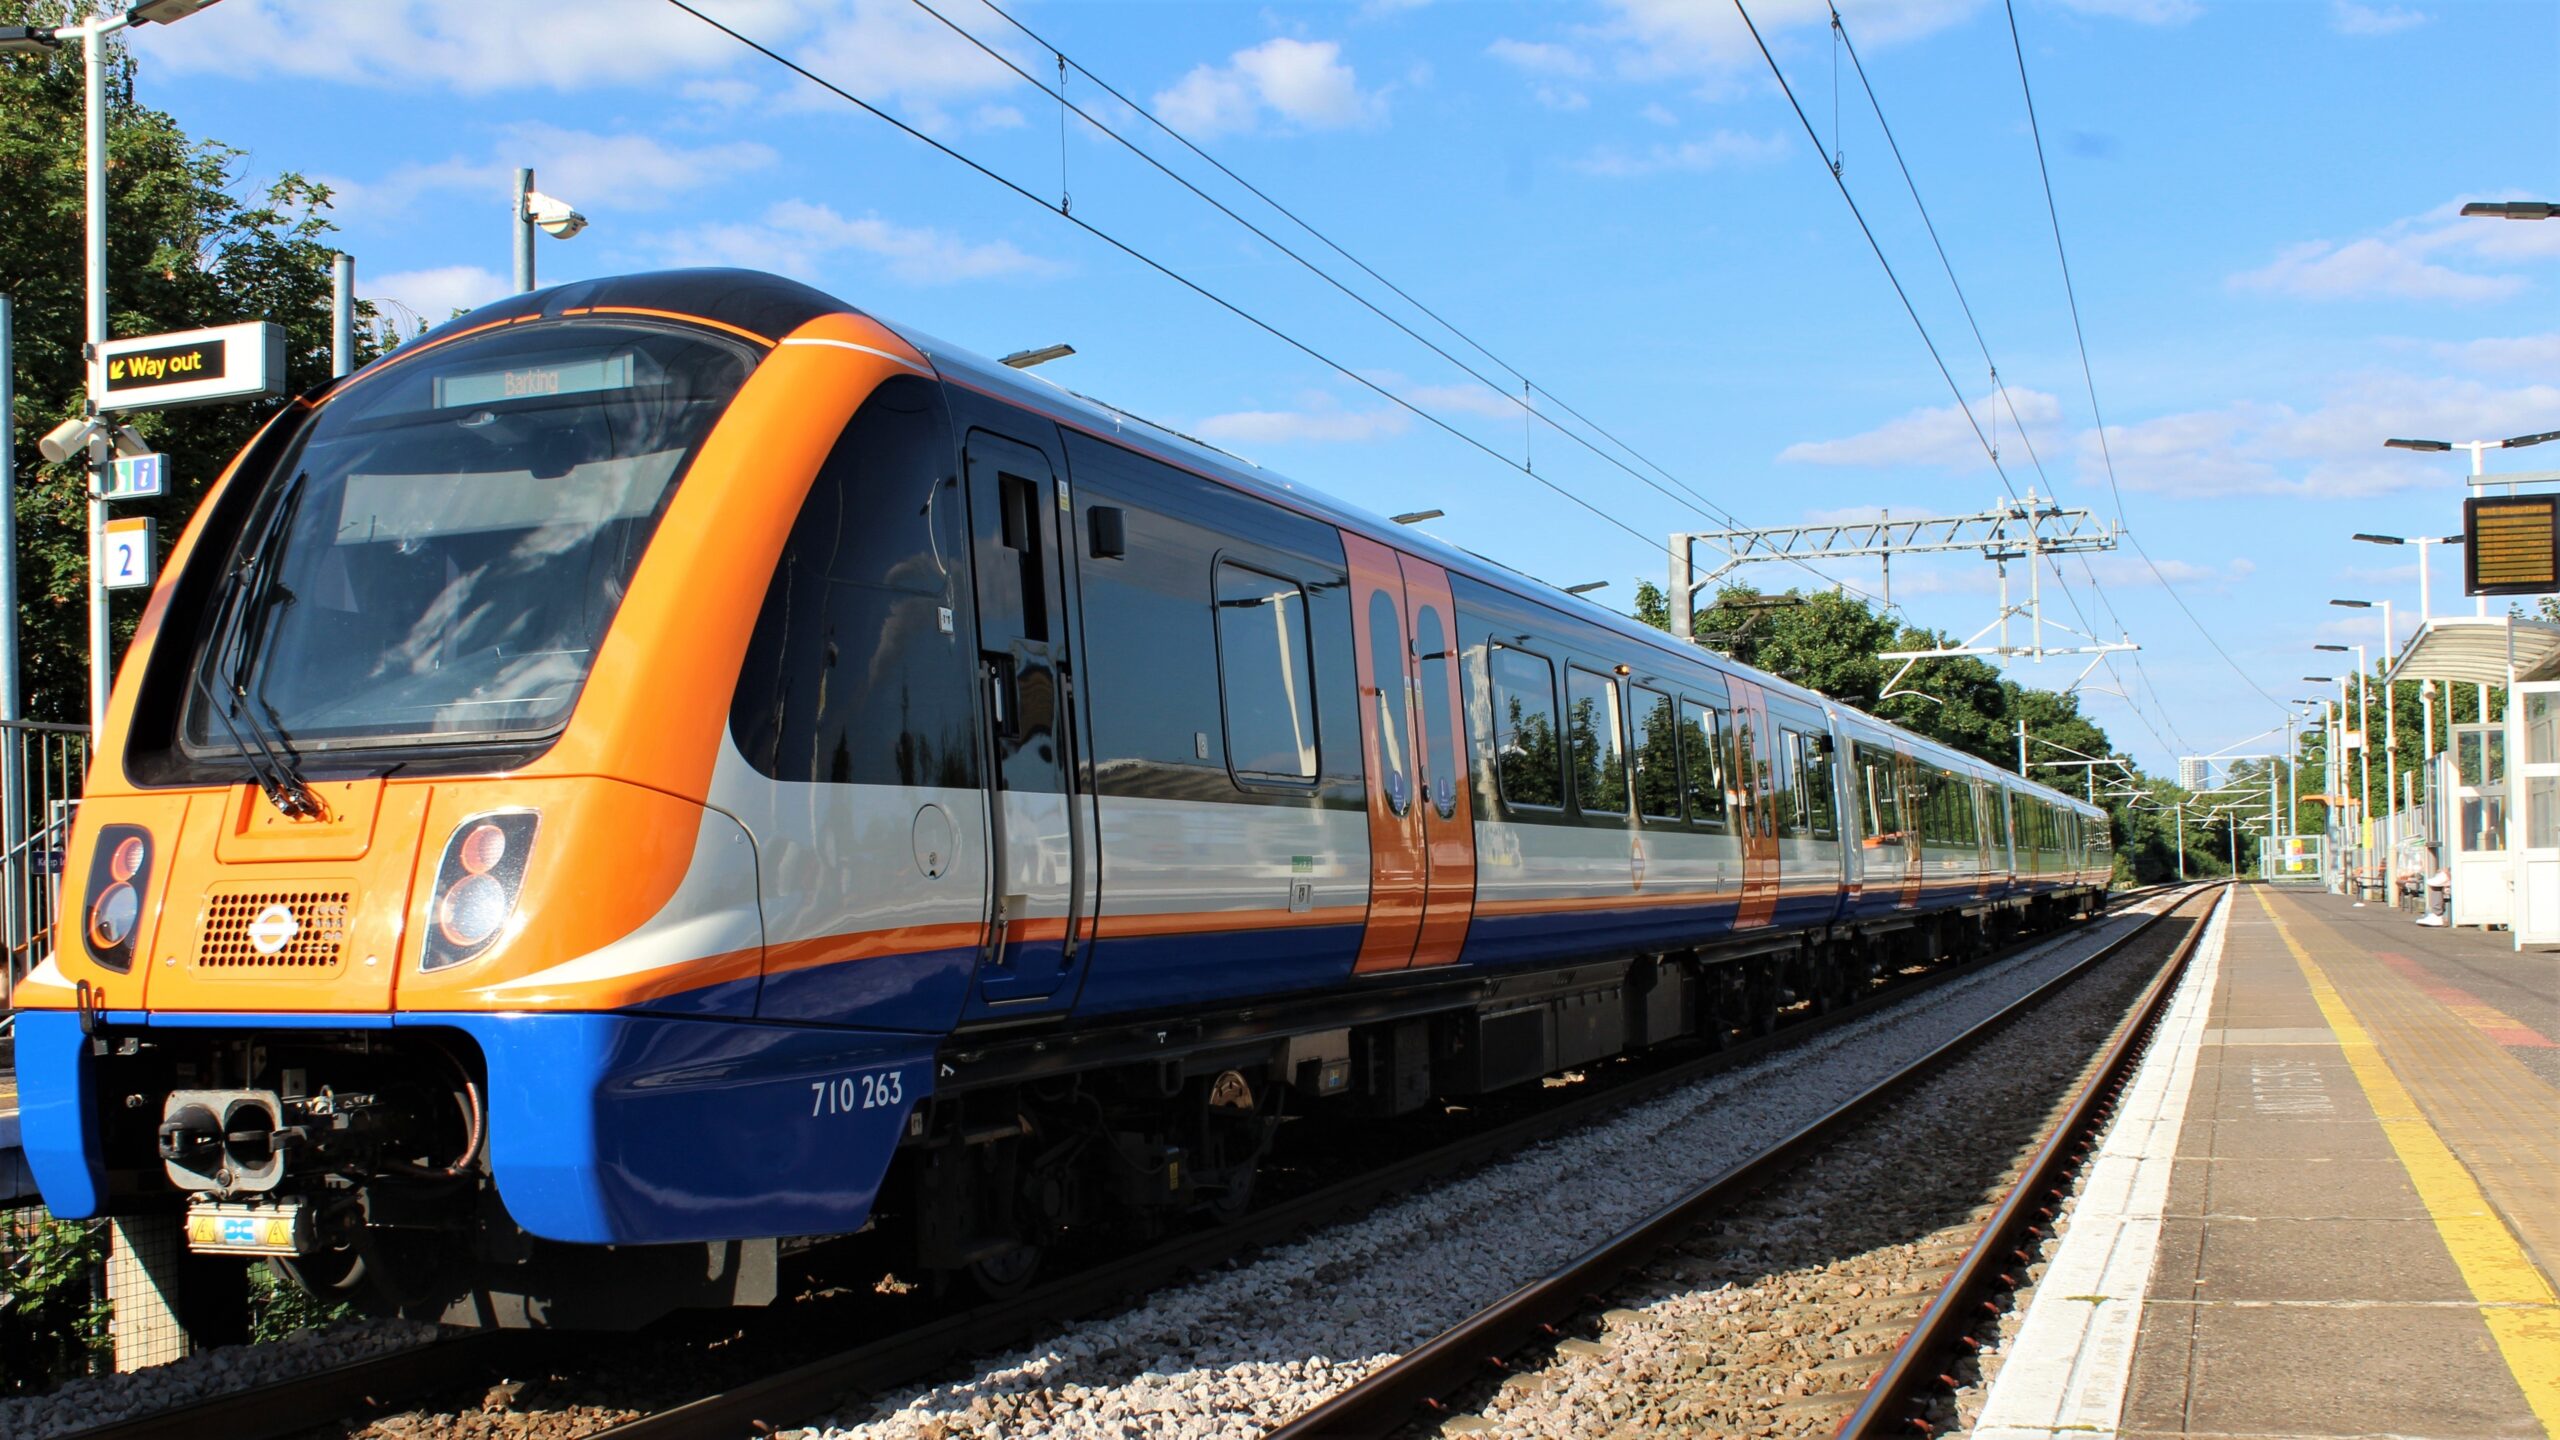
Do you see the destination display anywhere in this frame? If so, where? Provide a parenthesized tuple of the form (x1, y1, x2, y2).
(2464, 494, 2560, 597)
(93, 320, 286, 412)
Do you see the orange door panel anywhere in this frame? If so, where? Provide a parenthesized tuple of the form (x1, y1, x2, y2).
(1396, 552, 1475, 967)
(1345, 533, 1427, 973)
(1731, 680, 1780, 929)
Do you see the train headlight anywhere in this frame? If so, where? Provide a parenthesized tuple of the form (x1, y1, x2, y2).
(82, 825, 152, 971)
(421, 811, 539, 972)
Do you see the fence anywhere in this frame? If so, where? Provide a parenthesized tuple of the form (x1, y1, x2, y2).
(2, 720, 90, 1015)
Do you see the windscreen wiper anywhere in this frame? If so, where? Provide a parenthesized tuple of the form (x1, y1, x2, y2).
(198, 471, 324, 820)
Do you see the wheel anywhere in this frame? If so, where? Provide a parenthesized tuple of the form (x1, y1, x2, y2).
(965, 1242, 1043, 1300)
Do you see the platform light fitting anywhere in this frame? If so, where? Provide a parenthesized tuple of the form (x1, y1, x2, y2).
(1000, 344, 1075, 369)
(0, 24, 61, 52)
(2313, 644, 2351, 653)
(129, 0, 225, 22)
(2351, 533, 2403, 545)
(1391, 509, 1445, 525)
(2507, 430, 2560, 448)
(2460, 201, 2556, 221)
(522, 191, 587, 240)
(2328, 598, 2373, 609)
(1564, 581, 1610, 595)
(2384, 438, 2452, 451)
(2304, 675, 2335, 683)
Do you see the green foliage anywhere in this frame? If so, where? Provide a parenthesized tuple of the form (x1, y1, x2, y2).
(0, 1212, 108, 1391)
(244, 1259, 349, 1343)
(4, 0, 391, 720)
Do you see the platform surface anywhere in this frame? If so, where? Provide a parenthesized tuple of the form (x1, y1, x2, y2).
(2123, 886, 2559, 1439)
(1981, 884, 2559, 1440)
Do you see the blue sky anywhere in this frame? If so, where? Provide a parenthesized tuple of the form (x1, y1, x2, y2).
(128, 0, 2559, 774)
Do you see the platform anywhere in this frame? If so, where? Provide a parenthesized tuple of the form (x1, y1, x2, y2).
(1976, 884, 2560, 1440)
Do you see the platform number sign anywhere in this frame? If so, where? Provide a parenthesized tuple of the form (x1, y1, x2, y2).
(103, 517, 156, 591)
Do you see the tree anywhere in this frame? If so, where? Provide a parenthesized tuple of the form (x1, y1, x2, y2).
(4, 0, 386, 721)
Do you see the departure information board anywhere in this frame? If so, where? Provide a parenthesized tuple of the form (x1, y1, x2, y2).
(2465, 494, 2560, 597)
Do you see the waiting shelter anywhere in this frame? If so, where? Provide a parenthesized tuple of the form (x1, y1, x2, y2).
(2383, 613, 2560, 946)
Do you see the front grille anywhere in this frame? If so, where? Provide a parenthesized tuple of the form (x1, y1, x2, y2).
(196, 889, 352, 969)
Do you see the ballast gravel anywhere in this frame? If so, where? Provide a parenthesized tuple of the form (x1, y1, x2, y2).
(0, 1315, 439, 1440)
(792, 897, 2180, 1440)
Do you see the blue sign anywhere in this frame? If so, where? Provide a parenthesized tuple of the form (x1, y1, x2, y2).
(108, 453, 167, 500)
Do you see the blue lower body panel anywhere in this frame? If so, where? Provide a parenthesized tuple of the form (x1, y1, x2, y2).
(9, 1007, 933, 1248)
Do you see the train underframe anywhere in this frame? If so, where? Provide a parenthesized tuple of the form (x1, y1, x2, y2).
(80, 885, 2102, 1329)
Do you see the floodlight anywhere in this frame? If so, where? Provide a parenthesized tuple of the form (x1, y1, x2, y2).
(37, 416, 105, 465)
(2460, 201, 2556, 220)
(1000, 344, 1075, 369)
(523, 191, 587, 240)
(128, 0, 224, 22)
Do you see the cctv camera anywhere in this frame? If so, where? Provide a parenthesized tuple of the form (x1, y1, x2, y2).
(38, 416, 104, 466)
(524, 191, 588, 241)
(112, 425, 152, 460)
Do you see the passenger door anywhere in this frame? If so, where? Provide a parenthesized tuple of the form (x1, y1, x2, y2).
(963, 431, 1088, 1008)
(1344, 534, 1476, 971)
(1728, 679, 1781, 929)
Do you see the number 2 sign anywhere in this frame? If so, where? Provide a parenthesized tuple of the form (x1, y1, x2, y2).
(103, 516, 156, 591)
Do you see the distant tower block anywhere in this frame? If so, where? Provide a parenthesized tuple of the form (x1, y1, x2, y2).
(2180, 756, 2212, 792)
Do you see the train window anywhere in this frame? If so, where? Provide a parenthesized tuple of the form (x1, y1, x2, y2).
(1802, 732, 1838, 840)
(1567, 666, 1630, 818)
(1214, 563, 1320, 784)
(1490, 644, 1564, 810)
(1780, 731, 1810, 833)
(1414, 604, 1458, 819)
(1366, 590, 1413, 815)
(731, 376, 976, 787)
(1631, 687, 1682, 822)
(1680, 700, 1728, 829)
(1755, 720, 1795, 839)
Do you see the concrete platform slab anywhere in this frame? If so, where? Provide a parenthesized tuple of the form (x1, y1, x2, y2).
(1973, 885, 2559, 1440)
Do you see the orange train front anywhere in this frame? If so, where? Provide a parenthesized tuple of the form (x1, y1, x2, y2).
(14, 270, 2109, 1326)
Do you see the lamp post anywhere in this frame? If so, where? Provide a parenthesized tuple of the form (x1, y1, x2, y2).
(2350, 531, 2463, 624)
(2335, 599, 2398, 905)
(2306, 679, 2342, 891)
(2315, 643, 2371, 900)
(1, 1, 226, 732)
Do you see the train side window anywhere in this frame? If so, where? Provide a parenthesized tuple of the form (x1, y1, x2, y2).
(1802, 732, 1838, 840)
(1631, 686, 1682, 822)
(1213, 562, 1320, 784)
(1490, 644, 1563, 810)
(1679, 700, 1728, 829)
(731, 376, 975, 787)
(1566, 666, 1629, 818)
(1366, 589, 1413, 815)
(1414, 603, 1458, 819)
(1758, 723, 1795, 839)
(1779, 731, 1809, 833)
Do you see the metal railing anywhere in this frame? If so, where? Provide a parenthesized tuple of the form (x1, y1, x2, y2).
(2, 720, 91, 1013)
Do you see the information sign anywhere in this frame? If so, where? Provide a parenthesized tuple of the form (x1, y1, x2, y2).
(93, 321, 286, 412)
(102, 516, 156, 591)
(2465, 494, 2560, 597)
(107, 453, 168, 500)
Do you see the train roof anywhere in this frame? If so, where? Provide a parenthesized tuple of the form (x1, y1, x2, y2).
(412, 269, 2105, 821)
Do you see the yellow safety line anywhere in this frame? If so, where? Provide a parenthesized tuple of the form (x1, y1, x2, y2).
(2253, 887, 2560, 1436)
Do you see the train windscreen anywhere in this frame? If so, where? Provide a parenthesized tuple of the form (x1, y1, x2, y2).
(181, 319, 757, 756)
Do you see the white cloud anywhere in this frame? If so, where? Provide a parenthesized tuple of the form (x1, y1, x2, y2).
(365, 266, 511, 325)
(2080, 375, 2560, 499)
(656, 200, 1066, 285)
(2230, 197, 2558, 304)
(1486, 38, 1593, 78)
(1194, 406, 1410, 445)
(2050, 0, 2201, 23)
(2231, 238, 2524, 304)
(2332, 0, 2428, 34)
(1155, 38, 1385, 136)
(1780, 389, 2065, 471)
(1578, 130, 1790, 178)
(1594, 0, 1983, 81)
(1639, 101, 1680, 127)
(2436, 333, 2560, 374)
(128, 0, 806, 93)
(1409, 383, 1528, 420)
(781, 0, 1036, 125)
(1534, 85, 1592, 112)
(321, 126, 776, 226)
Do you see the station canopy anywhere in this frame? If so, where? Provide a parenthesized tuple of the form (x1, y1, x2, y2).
(2383, 614, 2560, 688)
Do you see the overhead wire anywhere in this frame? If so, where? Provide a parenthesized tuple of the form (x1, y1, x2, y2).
(913, 0, 1887, 607)
(2000, 0, 2287, 716)
(665, 0, 1816, 591)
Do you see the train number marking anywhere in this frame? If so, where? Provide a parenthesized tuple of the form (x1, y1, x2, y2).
(810, 1070, 904, 1116)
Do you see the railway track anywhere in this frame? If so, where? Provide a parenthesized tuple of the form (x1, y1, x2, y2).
(46, 886, 2189, 1440)
(1265, 882, 2222, 1439)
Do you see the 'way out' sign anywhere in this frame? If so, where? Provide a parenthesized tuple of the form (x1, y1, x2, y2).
(92, 321, 286, 412)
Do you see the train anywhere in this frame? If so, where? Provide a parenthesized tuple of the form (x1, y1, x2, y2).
(13, 269, 2110, 1327)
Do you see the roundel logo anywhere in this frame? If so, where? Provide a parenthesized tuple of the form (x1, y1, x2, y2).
(246, 903, 299, 955)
